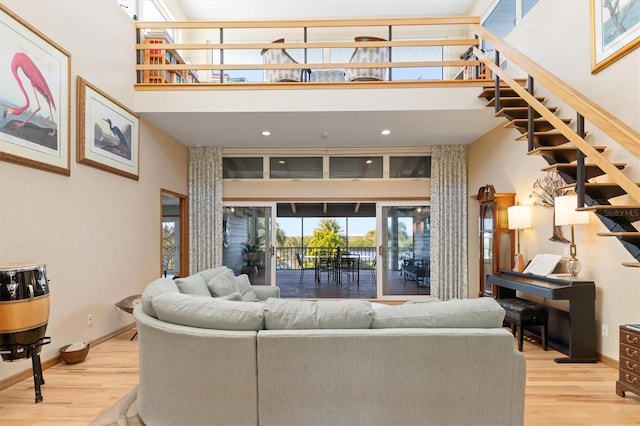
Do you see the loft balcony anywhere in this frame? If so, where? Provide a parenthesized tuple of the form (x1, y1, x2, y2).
(134, 17, 504, 147)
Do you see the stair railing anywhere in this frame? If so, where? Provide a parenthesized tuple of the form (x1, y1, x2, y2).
(473, 25, 640, 205)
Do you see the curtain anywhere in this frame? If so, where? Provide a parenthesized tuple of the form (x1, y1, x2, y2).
(188, 146, 223, 274)
(430, 145, 468, 300)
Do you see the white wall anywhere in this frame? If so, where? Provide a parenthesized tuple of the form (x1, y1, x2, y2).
(0, 0, 188, 381)
(468, 0, 640, 360)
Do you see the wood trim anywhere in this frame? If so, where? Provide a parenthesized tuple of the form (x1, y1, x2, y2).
(474, 46, 640, 204)
(473, 25, 640, 161)
(136, 16, 481, 30)
(135, 79, 490, 91)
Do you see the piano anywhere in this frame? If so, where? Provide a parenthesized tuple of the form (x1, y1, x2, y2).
(486, 270, 596, 363)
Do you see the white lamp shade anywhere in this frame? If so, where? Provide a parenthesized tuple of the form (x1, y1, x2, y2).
(555, 195, 589, 226)
(508, 205, 532, 230)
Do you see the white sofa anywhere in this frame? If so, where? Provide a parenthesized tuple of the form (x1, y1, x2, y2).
(134, 267, 526, 426)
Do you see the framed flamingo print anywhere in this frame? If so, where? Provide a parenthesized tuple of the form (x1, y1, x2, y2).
(76, 77, 140, 180)
(0, 4, 71, 175)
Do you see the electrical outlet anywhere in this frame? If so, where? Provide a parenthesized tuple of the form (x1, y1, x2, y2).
(87, 314, 94, 327)
(601, 324, 608, 337)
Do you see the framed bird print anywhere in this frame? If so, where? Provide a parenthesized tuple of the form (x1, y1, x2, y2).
(77, 76, 140, 180)
(0, 4, 71, 175)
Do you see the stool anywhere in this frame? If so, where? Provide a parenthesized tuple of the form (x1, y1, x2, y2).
(115, 295, 142, 341)
(497, 298, 548, 352)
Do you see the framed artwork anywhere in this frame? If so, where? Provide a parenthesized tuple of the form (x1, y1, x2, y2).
(0, 5, 71, 175)
(591, 0, 640, 73)
(77, 76, 140, 180)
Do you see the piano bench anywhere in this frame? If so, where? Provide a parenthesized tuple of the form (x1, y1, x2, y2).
(497, 298, 548, 352)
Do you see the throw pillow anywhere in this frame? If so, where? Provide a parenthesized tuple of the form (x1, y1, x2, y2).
(198, 266, 231, 283)
(372, 297, 505, 329)
(207, 268, 240, 297)
(152, 292, 265, 331)
(235, 274, 259, 302)
(174, 274, 211, 297)
(141, 278, 180, 318)
(219, 292, 243, 301)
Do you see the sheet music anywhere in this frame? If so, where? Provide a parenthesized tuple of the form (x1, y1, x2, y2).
(522, 253, 562, 276)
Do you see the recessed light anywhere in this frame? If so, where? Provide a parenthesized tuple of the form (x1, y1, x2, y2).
(278, 160, 286, 164)
(365, 159, 373, 164)
(381, 129, 391, 135)
(261, 130, 271, 136)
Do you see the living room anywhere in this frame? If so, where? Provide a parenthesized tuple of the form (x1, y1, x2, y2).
(0, 0, 638, 424)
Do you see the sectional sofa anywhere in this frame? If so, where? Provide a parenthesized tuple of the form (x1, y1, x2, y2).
(134, 266, 526, 426)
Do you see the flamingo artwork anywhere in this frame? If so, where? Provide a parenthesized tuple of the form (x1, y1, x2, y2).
(3, 52, 57, 137)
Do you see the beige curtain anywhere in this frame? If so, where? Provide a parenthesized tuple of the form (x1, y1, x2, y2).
(430, 145, 468, 300)
(188, 146, 223, 274)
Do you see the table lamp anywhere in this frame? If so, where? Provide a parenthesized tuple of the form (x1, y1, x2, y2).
(508, 204, 532, 272)
(554, 195, 589, 279)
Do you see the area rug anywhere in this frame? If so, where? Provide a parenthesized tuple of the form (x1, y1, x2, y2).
(88, 386, 144, 426)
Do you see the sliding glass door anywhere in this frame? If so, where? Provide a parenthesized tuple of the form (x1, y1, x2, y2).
(221, 203, 275, 286)
(378, 203, 431, 298)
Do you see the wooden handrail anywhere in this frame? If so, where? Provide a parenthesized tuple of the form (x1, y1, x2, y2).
(473, 25, 640, 160)
(136, 16, 480, 30)
(473, 47, 640, 204)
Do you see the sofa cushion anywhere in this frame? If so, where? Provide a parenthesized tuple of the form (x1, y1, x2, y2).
(141, 278, 180, 318)
(174, 274, 210, 297)
(198, 266, 231, 283)
(219, 292, 243, 301)
(235, 274, 259, 302)
(207, 269, 240, 297)
(152, 292, 265, 331)
(372, 297, 505, 329)
(264, 298, 374, 329)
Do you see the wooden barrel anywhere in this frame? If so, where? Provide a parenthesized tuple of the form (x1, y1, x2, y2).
(0, 263, 50, 361)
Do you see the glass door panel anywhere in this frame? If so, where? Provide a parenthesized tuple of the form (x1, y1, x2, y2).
(221, 205, 273, 286)
(379, 204, 430, 297)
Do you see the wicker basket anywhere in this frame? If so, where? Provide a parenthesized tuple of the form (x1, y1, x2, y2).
(60, 342, 90, 365)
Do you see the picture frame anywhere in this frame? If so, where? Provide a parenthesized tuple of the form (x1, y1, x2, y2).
(0, 5, 71, 175)
(77, 76, 140, 180)
(591, 0, 640, 74)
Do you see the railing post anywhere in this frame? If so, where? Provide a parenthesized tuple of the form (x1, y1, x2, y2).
(219, 28, 224, 83)
(576, 113, 586, 207)
(527, 76, 535, 152)
(388, 26, 393, 81)
(494, 50, 501, 114)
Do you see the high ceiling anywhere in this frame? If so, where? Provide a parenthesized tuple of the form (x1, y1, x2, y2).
(136, 0, 500, 149)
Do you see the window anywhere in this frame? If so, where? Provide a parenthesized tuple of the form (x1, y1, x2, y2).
(482, 0, 539, 40)
(223, 157, 263, 179)
(389, 156, 431, 178)
(329, 157, 383, 179)
(270, 157, 323, 179)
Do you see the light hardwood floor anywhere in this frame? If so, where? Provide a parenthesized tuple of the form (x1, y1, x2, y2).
(0, 326, 638, 425)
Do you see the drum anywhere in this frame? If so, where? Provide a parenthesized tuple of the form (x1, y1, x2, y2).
(0, 263, 50, 361)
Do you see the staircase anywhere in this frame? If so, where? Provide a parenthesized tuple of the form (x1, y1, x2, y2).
(473, 27, 640, 268)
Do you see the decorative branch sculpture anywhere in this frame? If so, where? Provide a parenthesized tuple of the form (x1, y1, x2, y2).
(529, 171, 570, 243)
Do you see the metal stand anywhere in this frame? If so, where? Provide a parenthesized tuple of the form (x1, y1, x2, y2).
(1, 337, 51, 403)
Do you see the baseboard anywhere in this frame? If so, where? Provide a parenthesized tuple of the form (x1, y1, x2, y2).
(0, 323, 136, 392)
(597, 352, 618, 369)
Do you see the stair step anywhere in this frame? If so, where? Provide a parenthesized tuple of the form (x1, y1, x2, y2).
(578, 205, 640, 225)
(560, 182, 640, 203)
(478, 87, 527, 101)
(527, 145, 606, 165)
(541, 162, 626, 182)
(515, 130, 578, 147)
(496, 106, 558, 120)
(506, 117, 573, 133)
(486, 96, 546, 107)
(622, 262, 640, 267)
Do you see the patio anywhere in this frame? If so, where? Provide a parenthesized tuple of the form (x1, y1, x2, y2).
(271, 268, 430, 299)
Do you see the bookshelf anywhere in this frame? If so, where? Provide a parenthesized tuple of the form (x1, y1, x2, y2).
(143, 32, 199, 84)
